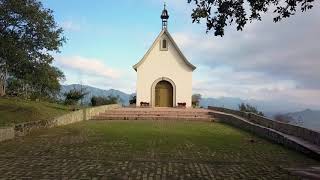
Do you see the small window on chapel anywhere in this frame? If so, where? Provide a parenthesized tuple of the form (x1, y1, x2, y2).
(162, 39, 167, 49)
(161, 39, 168, 51)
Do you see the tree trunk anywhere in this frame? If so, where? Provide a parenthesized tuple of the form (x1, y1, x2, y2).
(0, 80, 5, 96)
(0, 67, 6, 97)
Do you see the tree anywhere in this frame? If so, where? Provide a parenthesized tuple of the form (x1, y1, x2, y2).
(0, 0, 65, 96)
(91, 96, 119, 107)
(238, 103, 264, 116)
(192, 94, 202, 107)
(187, 0, 315, 36)
(64, 88, 88, 106)
(28, 63, 65, 100)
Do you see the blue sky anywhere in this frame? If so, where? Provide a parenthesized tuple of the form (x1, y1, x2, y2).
(43, 0, 320, 109)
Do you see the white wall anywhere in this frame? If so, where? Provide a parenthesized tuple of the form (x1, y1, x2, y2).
(136, 33, 193, 107)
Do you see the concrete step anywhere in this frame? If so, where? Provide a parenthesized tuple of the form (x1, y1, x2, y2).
(102, 110, 212, 114)
(103, 108, 212, 112)
(99, 112, 211, 116)
(90, 108, 215, 122)
(91, 116, 214, 122)
(96, 115, 212, 119)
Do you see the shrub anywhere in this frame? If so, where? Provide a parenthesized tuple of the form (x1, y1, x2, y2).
(192, 94, 202, 108)
(238, 103, 264, 116)
(129, 95, 136, 105)
(64, 88, 87, 106)
(91, 96, 119, 106)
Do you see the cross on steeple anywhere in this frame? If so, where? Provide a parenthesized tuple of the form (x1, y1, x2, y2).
(161, 2, 169, 30)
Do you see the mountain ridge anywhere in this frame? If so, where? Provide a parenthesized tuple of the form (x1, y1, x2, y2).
(281, 109, 320, 131)
(60, 84, 320, 131)
(60, 84, 134, 105)
(60, 84, 317, 114)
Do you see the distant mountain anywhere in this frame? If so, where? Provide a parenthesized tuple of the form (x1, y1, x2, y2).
(60, 84, 133, 105)
(60, 84, 318, 122)
(199, 97, 307, 114)
(200, 97, 320, 131)
(200, 97, 243, 110)
(281, 109, 320, 131)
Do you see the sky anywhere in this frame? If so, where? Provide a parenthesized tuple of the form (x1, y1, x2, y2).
(42, 0, 320, 109)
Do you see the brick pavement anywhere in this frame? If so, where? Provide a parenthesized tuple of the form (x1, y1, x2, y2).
(0, 121, 318, 179)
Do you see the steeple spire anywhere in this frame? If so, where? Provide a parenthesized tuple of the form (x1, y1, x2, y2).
(161, 2, 169, 30)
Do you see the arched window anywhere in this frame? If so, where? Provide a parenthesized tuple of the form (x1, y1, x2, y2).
(162, 39, 167, 49)
(161, 39, 168, 51)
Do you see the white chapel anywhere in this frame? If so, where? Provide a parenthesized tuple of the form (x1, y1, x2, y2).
(133, 4, 196, 107)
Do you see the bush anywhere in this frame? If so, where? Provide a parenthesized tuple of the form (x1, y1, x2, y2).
(192, 94, 202, 108)
(6, 78, 23, 97)
(238, 103, 264, 116)
(64, 88, 87, 105)
(129, 95, 136, 105)
(91, 96, 119, 106)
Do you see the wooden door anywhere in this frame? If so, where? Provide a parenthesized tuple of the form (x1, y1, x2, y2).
(155, 81, 173, 107)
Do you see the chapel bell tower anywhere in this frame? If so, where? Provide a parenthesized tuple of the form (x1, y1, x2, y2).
(161, 3, 169, 29)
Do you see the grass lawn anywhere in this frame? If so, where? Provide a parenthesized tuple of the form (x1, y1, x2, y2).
(0, 97, 70, 126)
(0, 120, 318, 179)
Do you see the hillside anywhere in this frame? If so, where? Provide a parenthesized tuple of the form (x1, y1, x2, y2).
(282, 109, 320, 131)
(0, 98, 70, 127)
(60, 84, 133, 105)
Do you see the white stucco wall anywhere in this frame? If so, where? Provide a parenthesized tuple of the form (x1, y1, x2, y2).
(136, 33, 193, 107)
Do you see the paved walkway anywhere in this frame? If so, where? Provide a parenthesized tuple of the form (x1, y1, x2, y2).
(0, 120, 318, 179)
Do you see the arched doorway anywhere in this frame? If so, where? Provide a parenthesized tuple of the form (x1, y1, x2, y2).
(155, 80, 173, 107)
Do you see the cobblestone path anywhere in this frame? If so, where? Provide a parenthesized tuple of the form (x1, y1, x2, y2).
(0, 120, 318, 179)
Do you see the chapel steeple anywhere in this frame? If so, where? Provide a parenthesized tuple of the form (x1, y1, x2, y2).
(161, 2, 169, 30)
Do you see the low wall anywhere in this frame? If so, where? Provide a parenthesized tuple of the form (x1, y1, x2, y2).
(208, 106, 320, 146)
(85, 104, 120, 121)
(210, 111, 320, 160)
(0, 127, 15, 142)
(10, 104, 121, 137)
(51, 104, 120, 127)
(208, 106, 246, 117)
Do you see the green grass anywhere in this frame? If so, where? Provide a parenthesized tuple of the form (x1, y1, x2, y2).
(0, 97, 70, 126)
(0, 120, 318, 178)
(76, 121, 317, 165)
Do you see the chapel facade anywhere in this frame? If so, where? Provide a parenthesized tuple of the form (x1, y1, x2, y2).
(133, 4, 196, 107)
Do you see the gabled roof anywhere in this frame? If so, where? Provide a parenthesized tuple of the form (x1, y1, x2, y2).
(133, 29, 196, 71)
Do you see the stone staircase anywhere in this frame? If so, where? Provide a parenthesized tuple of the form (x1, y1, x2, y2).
(91, 108, 215, 122)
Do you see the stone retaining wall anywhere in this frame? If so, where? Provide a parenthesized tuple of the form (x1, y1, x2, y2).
(208, 106, 320, 146)
(0, 127, 14, 142)
(85, 104, 120, 121)
(210, 111, 320, 160)
(3, 104, 121, 140)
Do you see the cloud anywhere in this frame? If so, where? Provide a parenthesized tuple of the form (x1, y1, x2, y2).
(193, 66, 296, 98)
(192, 66, 320, 109)
(174, 8, 320, 89)
(55, 56, 121, 79)
(172, 5, 320, 107)
(54, 55, 136, 94)
(61, 20, 81, 32)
